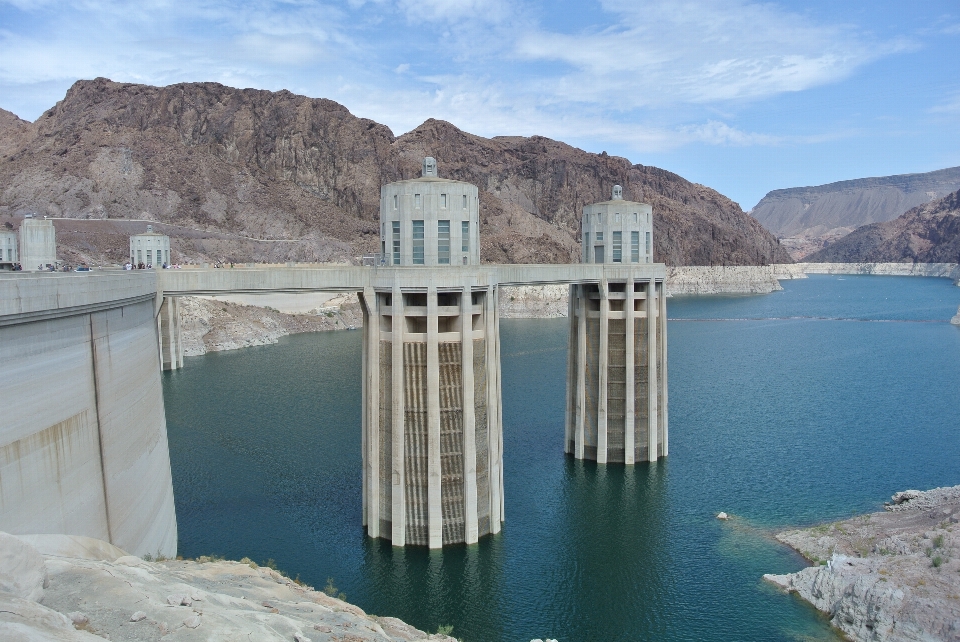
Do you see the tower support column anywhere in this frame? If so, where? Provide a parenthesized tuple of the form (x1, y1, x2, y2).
(391, 285, 406, 546)
(426, 286, 443, 549)
(597, 279, 609, 464)
(624, 277, 636, 465)
(647, 277, 659, 462)
(361, 287, 380, 537)
(461, 284, 479, 544)
(575, 284, 587, 459)
(158, 297, 183, 371)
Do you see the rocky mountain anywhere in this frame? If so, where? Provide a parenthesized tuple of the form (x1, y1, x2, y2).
(807, 188, 960, 263)
(0, 78, 790, 266)
(751, 167, 960, 239)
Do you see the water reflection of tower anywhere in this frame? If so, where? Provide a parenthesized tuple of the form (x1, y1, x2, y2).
(566, 186, 668, 463)
(360, 157, 504, 548)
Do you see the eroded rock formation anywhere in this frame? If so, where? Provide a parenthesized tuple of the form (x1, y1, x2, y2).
(0, 78, 790, 267)
(806, 189, 960, 264)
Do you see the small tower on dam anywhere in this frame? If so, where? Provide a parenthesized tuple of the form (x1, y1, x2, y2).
(19, 215, 56, 271)
(360, 158, 503, 548)
(566, 186, 668, 464)
(130, 225, 171, 267)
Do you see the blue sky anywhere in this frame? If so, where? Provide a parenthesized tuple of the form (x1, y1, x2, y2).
(1, 0, 958, 209)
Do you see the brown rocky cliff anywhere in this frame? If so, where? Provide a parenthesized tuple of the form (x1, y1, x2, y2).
(0, 78, 791, 266)
(807, 189, 960, 263)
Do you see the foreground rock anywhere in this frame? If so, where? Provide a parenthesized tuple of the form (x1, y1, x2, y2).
(0, 532, 455, 642)
(764, 486, 960, 641)
(952, 305, 960, 325)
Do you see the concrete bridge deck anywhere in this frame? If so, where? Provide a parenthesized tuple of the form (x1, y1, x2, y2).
(156, 263, 666, 296)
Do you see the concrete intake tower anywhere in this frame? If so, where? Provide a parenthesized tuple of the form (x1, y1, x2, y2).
(360, 158, 503, 548)
(566, 186, 668, 464)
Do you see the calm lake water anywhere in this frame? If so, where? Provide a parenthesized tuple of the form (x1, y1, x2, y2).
(163, 275, 960, 642)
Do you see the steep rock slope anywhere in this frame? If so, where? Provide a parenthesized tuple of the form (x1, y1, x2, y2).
(752, 167, 960, 238)
(807, 189, 960, 263)
(0, 78, 790, 266)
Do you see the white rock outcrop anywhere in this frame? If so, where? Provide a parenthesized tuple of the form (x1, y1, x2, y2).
(0, 532, 456, 642)
(764, 486, 960, 642)
(798, 262, 960, 281)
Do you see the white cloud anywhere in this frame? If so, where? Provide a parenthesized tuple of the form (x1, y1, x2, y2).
(515, 0, 904, 107)
(395, 0, 511, 23)
(930, 93, 960, 114)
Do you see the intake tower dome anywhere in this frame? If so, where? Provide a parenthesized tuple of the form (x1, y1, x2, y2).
(379, 157, 480, 266)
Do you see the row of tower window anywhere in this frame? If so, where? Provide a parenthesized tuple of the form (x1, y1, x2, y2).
(393, 194, 472, 209)
(585, 231, 652, 263)
(389, 220, 470, 265)
(586, 212, 650, 224)
(131, 249, 170, 265)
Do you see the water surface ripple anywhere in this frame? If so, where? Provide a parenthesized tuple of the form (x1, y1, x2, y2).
(164, 275, 960, 641)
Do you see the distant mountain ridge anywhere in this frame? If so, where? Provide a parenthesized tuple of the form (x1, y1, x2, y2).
(751, 167, 960, 239)
(807, 188, 960, 263)
(0, 78, 790, 267)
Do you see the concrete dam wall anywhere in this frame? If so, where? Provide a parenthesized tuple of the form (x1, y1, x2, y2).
(0, 272, 177, 557)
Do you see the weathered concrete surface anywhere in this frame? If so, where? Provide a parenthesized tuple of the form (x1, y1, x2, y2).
(0, 532, 456, 642)
(764, 486, 960, 642)
(0, 272, 177, 558)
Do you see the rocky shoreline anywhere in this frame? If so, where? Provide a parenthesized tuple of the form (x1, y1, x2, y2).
(764, 486, 960, 641)
(0, 531, 456, 642)
(179, 294, 362, 356)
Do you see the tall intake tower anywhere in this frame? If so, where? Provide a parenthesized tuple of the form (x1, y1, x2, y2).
(566, 186, 668, 464)
(360, 158, 503, 548)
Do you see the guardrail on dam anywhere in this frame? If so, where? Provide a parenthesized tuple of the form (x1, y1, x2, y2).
(0, 271, 177, 557)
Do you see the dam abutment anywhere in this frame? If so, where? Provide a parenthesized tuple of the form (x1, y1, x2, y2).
(0, 272, 178, 557)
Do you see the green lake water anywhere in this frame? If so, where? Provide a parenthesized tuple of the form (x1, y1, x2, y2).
(163, 274, 960, 641)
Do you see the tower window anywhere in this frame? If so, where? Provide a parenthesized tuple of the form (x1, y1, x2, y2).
(394, 194, 398, 209)
(612, 231, 622, 263)
(462, 194, 467, 209)
(438, 220, 450, 264)
(615, 213, 621, 223)
(415, 194, 421, 208)
(441, 194, 447, 208)
(596, 231, 603, 242)
(413, 220, 424, 264)
(392, 221, 400, 264)
(631, 231, 639, 263)
(584, 232, 590, 262)
(462, 220, 469, 254)
(646, 231, 651, 255)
